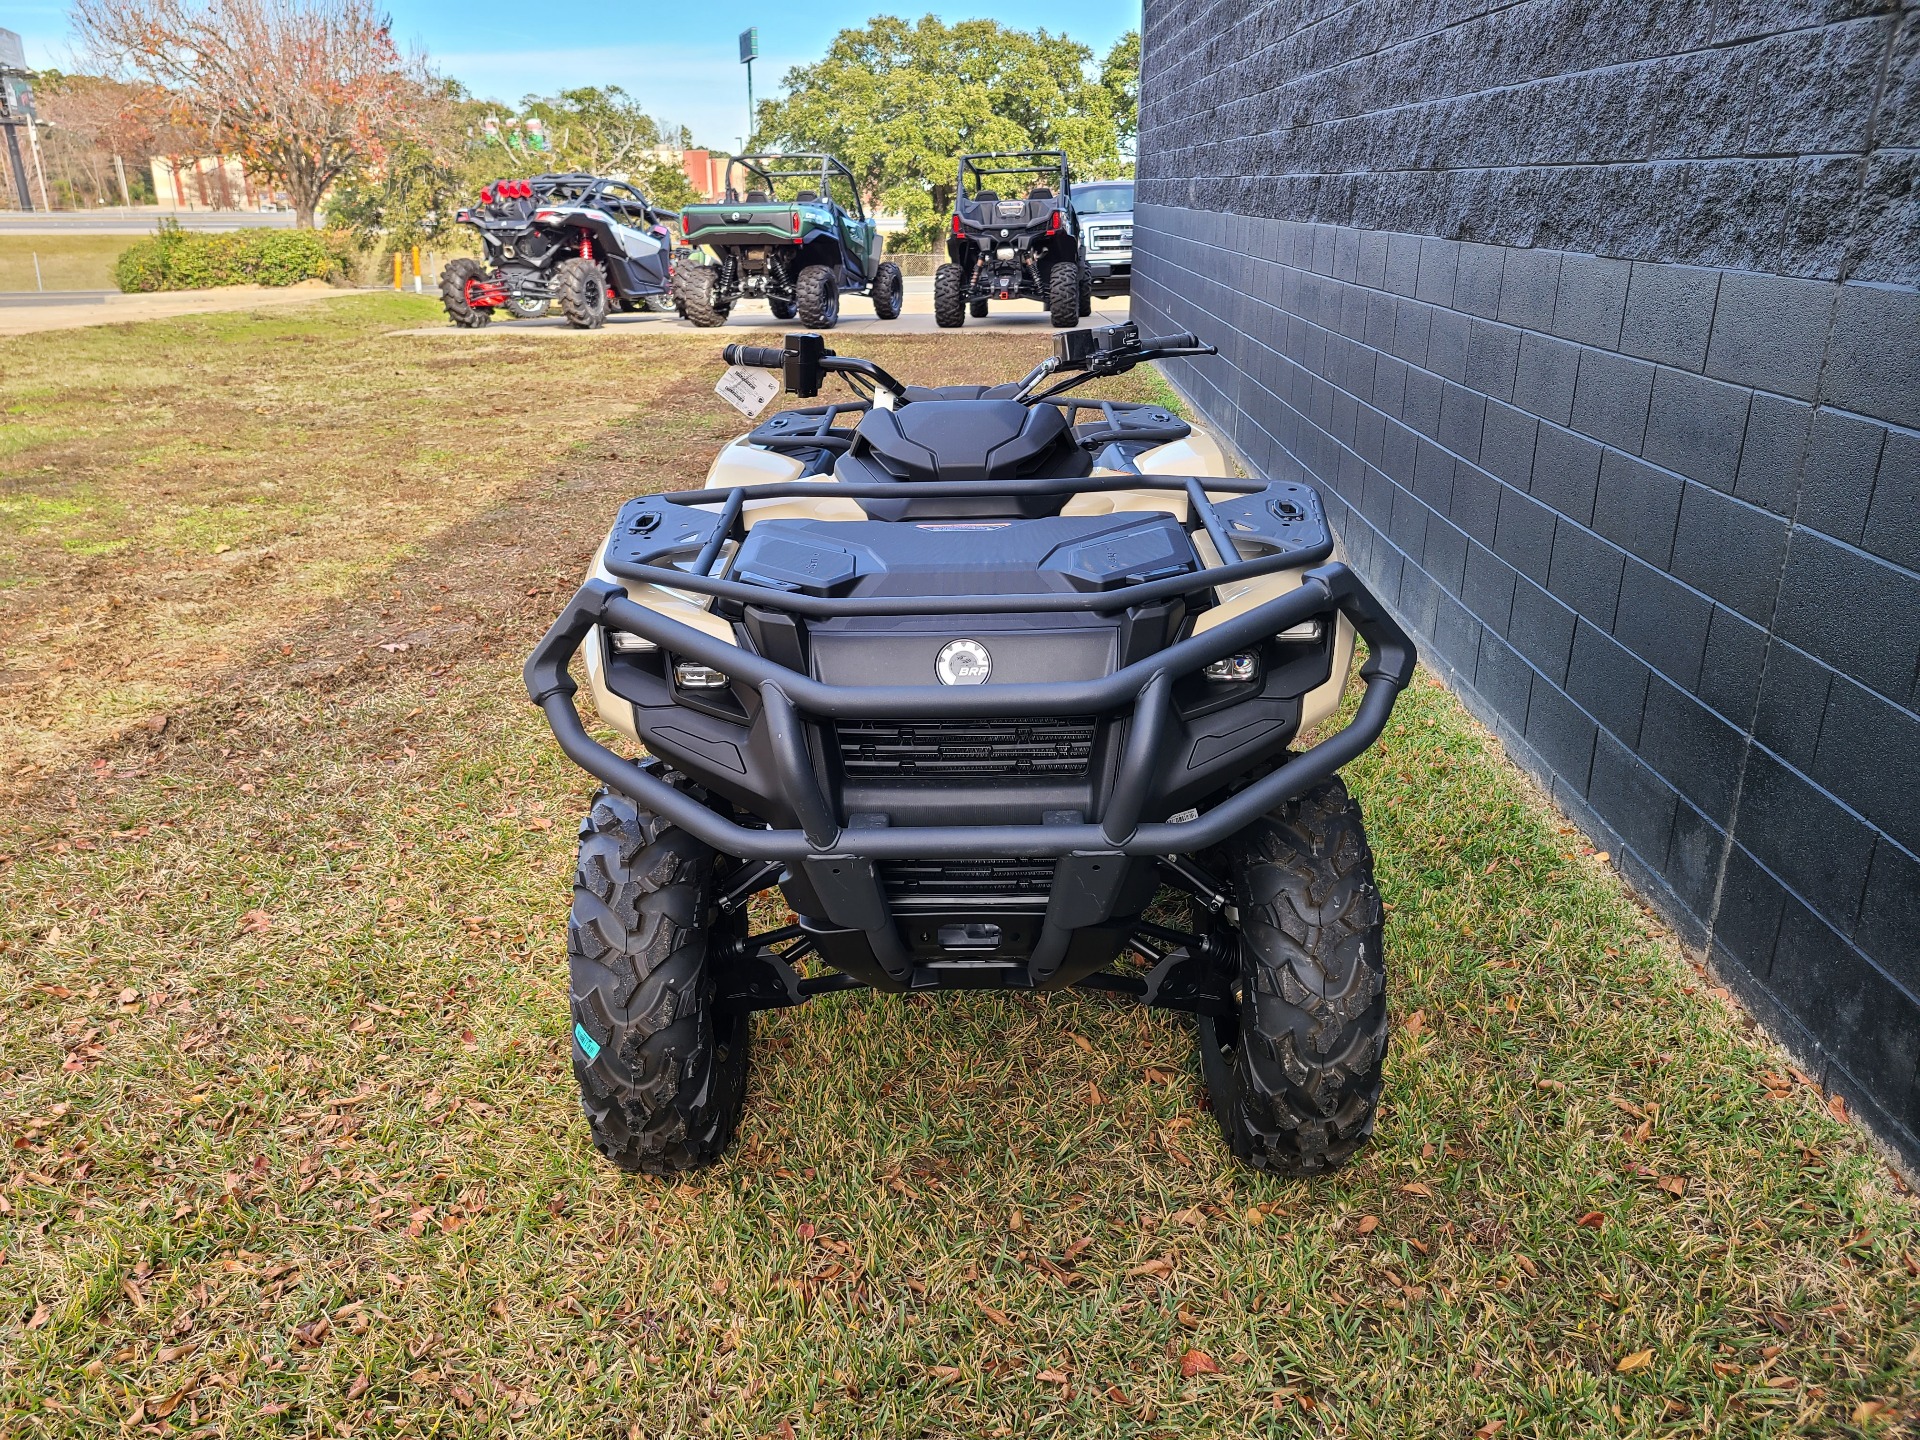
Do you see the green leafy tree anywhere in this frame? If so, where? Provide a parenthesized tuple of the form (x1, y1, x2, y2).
(753, 15, 1130, 251)
(329, 81, 699, 250)
(1101, 31, 1140, 158)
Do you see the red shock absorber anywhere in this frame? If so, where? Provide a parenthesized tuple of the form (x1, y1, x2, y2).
(581, 234, 594, 262)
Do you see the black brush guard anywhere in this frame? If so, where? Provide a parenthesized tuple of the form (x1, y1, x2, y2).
(526, 474, 1416, 994)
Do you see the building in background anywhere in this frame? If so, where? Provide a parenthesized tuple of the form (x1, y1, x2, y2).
(150, 154, 272, 211)
(1133, 0, 1919, 1170)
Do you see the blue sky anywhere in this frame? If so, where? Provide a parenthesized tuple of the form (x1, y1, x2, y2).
(8, 3, 1139, 151)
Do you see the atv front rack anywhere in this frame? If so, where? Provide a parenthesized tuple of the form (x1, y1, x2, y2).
(528, 474, 1414, 864)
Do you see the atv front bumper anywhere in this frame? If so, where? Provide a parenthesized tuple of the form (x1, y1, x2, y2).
(527, 519, 1415, 991)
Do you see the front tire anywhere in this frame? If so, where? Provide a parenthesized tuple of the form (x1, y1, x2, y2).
(568, 789, 750, 1175)
(870, 261, 904, 320)
(1079, 259, 1094, 317)
(555, 257, 609, 329)
(1048, 261, 1081, 328)
(1197, 777, 1387, 1175)
(505, 292, 550, 320)
(795, 265, 840, 328)
(439, 257, 493, 328)
(769, 297, 797, 321)
(675, 264, 731, 327)
(933, 262, 967, 328)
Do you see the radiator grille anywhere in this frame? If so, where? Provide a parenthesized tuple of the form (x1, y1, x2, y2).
(838, 716, 1097, 780)
(882, 858, 1056, 900)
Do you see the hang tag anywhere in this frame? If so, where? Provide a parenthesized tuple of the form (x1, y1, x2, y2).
(716, 365, 781, 419)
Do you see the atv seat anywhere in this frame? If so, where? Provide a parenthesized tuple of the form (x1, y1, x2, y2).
(795, 190, 818, 201)
(744, 190, 771, 203)
(973, 190, 998, 202)
(836, 400, 1090, 518)
(1028, 187, 1054, 200)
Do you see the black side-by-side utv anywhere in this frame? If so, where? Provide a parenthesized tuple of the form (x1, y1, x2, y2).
(527, 324, 1415, 1177)
(935, 151, 1092, 328)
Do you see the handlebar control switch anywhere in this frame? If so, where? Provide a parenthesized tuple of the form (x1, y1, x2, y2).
(783, 332, 832, 399)
(1051, 321, 1139, 372)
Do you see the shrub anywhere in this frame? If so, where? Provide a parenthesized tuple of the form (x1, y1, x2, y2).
(115, 222, 350, 293)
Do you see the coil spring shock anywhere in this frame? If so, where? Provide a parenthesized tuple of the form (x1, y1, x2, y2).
(580, 234, 594, 263)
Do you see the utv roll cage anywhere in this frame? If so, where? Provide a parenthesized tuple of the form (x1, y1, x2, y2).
(723, 153, 864, 215)
(957, 150, 1072, 203)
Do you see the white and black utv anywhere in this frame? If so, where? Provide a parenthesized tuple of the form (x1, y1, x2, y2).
(527, 324, 1416, 1177)
(441, 173, 680, 330)
(935, 150, 1091, 328)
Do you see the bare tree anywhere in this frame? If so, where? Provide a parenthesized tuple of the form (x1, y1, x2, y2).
(74, 0, 417, 225)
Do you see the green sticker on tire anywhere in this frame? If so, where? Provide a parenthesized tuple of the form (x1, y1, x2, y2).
(573, 1022, 601, 1062)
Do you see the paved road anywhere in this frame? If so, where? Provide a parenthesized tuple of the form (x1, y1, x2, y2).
(391, 276, 1135, 338)
(0, 209, 295, 234)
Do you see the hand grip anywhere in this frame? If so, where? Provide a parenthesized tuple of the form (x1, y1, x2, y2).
(1138, 332, 1200, 350)
(722, 344, 784, 368)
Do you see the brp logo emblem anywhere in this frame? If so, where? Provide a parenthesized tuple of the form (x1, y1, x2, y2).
(935, 639, 992, 685)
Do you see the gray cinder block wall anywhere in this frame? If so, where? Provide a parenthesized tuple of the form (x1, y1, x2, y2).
(1133, 0, 1920, 1168)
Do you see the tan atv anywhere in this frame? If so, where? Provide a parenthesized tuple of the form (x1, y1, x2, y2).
(527, 324, 1416, 1177)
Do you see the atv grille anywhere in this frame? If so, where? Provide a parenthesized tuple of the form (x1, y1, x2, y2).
(837, 716, 1097, 780)
(882, 858, 1057, 900)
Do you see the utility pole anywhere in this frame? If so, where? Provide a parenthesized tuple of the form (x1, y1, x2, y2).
(739, 28, 758, 149)
(0, 28, 34, 211)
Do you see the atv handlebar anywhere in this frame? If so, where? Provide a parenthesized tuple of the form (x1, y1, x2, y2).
(722, 343, 786, 369)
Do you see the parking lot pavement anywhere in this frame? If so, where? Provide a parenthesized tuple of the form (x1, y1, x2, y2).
(388, 276, 1133, 337)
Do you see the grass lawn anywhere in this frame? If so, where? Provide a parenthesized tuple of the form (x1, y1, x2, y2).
(0, 234, 138, 292)
(1, 295, 1915, 1437)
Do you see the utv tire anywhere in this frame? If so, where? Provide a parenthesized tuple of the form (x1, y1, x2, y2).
(568, 788, 750, 1175)
(970, 297, 990, 319)
(1079, 259, 1094, 317)
(769, 297, 797, 321)
(1198, 777, 1387, 1176)
(933, 262, 967, 328)
(505, 293, 550, 320)
(556, 257, 609, 329)
(641, 292, 677, 314)
(1048, 262, 1081, 328)
(795, 265, 841, 328)
(439, 257, 493, 328)
(870, 261, 904, 320)
(676, 265, 731, 327)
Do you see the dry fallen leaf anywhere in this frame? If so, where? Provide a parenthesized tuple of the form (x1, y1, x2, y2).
(1576, 1210, 1606, 1229)
(239, 909, 272, 935)
(928, 1365, 963, 1383)
(1853, 1400, 1889, 1423)
(1400, 1182, 1434, 1198)
(1070, 1033, 1093, 1053)
(1403, 1009, 1427, 1037)
(1176, 1306, 1201, 1329)
(1036, 1368, 1070, 1385)
(1474, 1422, 1506, 1439)
(1179, 1349, 1221, 1378)
(1356, 1214, 1380, 1235)
(1616, 1349, 1654, 1373)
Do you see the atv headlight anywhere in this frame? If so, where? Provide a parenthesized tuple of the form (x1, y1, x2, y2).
(1276, 620, 1324, 643)
(607, 629, 656, 654)
(673, 661, 730, 690)
(1203, 653, 1260, 683)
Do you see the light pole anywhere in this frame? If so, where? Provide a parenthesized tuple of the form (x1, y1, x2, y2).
(739, 28, 758, 149)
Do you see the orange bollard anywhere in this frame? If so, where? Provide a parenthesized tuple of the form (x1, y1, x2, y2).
(392, 252, 402, 290)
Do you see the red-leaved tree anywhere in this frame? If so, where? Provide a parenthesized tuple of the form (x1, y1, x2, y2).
(74, 0, 418, 226)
